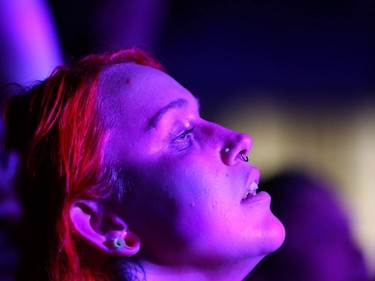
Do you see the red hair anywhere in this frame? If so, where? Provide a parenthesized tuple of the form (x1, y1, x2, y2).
(4, 48, 164, 281)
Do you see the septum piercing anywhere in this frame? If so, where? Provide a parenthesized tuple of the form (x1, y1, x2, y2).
(225, 148, 249, 162)
(240, 153, 249, 162)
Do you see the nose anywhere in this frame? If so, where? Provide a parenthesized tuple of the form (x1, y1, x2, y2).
(222, 130, 252, 166)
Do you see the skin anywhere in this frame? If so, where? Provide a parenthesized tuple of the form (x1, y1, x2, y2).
(247, 176, 370, 281)
(96, 64, 285, 280)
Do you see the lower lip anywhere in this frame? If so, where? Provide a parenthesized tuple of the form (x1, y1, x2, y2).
(241, 191, 271, 205)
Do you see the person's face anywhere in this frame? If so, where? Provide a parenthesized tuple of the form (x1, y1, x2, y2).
(98, 64, 285, 266)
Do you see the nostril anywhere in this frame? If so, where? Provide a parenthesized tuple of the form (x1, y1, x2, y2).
(239, 153, 249, 162)
(222, 146, 250, 165)
(234, 134, 252, 162)
(221, 132, 252, 165)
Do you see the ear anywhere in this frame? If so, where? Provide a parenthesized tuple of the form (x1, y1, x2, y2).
(69, 199, 140, 257)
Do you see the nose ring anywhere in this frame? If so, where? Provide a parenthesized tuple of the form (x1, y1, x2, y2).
(240, 153, 249, 162)
(224, 148, 230, 153)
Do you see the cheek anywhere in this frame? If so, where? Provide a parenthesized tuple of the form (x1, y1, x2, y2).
(163, 164, 237, 238)
(157, 165, 213, 223)
(122, 154, 238, 248)
(121, 160, 199, 238)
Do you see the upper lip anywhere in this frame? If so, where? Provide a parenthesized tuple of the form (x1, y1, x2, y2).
(247, 167, 260, 185)
(242, 168, 260, 199)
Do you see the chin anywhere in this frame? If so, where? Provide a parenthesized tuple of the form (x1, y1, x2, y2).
(235, 218, 285, 263)
(244, 214, 286, 259)
(261, 215, 286, 254)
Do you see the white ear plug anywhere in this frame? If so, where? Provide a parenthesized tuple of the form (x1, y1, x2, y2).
(113, 237, 126, 249)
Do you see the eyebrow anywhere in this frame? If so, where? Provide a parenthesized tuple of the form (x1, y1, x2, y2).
(148, 98, 188, 129)
(147, 98, 200, 129)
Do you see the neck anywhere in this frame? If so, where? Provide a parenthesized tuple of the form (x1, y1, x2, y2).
(106, 256, 262, 281)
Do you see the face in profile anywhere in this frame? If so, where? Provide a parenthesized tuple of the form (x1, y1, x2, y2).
(97, 64, 285, 266)
(247, 174, 370, 281)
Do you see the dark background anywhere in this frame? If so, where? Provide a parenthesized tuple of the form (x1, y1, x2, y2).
(50, 0, 375, 115)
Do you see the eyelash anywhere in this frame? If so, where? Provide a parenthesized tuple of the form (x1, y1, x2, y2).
(175, 127, 194, 140)
(170, 126, 195, 150)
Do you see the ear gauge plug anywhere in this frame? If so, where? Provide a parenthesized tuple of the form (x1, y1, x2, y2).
(113, 237, 126, 249)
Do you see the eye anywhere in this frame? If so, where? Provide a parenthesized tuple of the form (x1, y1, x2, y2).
(170, 126, 195, 151)
(176, 127, 194, 140)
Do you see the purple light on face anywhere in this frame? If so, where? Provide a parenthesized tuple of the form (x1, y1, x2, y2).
(247, 171, 370, 281)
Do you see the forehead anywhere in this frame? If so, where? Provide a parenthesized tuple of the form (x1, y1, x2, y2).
(96, 63, 196, 129)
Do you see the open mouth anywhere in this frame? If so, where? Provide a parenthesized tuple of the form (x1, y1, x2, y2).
(242, 182, 259, 201)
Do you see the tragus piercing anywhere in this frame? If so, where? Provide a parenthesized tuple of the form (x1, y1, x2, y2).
(113, 237, 126, 249)
(224, 148, 230, 153)
(240, 153, 249, 162)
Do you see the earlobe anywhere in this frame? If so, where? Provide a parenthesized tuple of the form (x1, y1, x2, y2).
(69, 200, 140, 257)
